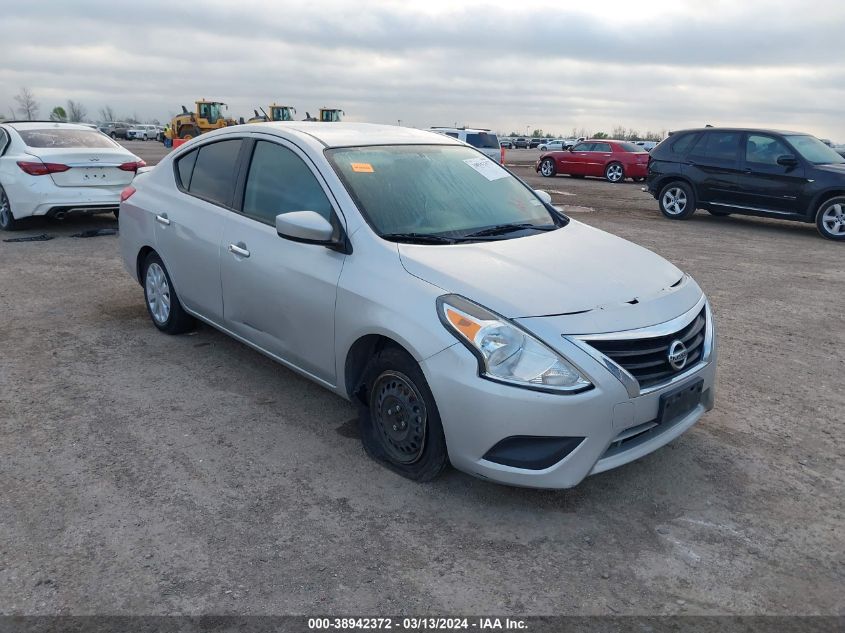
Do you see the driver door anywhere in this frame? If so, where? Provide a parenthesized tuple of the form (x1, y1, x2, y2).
(560, 142, 593, 175)
(220, 137, 347, 385)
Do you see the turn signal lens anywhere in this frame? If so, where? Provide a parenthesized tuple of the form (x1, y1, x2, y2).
(437, 295, 592, 393)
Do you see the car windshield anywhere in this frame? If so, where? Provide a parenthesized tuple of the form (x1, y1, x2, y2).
(465, 132, 500, 149)
(785, 135, 845, 165)
(327, 145, 562, 242)
(18, 128, 116, 148)
(619, 142, 647, 153)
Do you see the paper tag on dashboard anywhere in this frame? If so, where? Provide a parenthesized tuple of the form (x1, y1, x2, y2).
(463, 157, 508, 181)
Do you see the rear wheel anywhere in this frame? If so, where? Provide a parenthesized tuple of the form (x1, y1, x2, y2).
(0, 185, 19, 231)
(539, 158, 556, 177)
(816, 196, 845, 241)
(605, 162, 624, 183)
(180, 126, 200, 140)
(658, 181, 696, 219)
(357, 346, 448, 481)
(142, 252, 196, 334)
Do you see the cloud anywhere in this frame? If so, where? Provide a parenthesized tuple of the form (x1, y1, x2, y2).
(0, 0, 842, 139)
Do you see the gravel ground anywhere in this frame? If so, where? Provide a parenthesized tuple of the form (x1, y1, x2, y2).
(0, 140, 842, 616)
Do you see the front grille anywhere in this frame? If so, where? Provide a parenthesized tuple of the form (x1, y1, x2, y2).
(585, 308, 706, 389)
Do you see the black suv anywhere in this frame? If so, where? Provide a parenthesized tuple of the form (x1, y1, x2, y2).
(645, 128, 845, 241)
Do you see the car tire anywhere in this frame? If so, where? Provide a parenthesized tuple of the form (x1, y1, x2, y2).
(539, 158, 556, 177)
(180, 126, 201, 140)
(605, 162, 625, 183)
(658, 181, 696, 219)
(707, 209, 731, 217)
(141, 252, 196, 335)
(815, 195, 845, 241)
(110, 132, 117, 139)
(357, 345, 449, 482)
(0, 185, 19, 231)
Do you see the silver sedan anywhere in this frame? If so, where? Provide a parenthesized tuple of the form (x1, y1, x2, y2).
(119, 122, 717, 488)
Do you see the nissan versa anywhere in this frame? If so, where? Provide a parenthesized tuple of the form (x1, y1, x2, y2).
(119, 123, 717, 488)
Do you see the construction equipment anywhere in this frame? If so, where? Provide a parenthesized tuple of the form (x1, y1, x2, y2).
(247, 104, 297, 123)
(303, 108, 345, 122)
(170, 100, 238, 139)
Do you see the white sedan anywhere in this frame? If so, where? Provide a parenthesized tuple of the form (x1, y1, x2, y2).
(538, 139, 566, 150)
(0, 122, 144, 230)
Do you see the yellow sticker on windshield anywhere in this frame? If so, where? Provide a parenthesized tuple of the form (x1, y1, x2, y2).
(351, 162, 374, 173)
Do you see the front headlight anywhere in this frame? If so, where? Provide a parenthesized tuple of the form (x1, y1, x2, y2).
(437, 294, 592, 394)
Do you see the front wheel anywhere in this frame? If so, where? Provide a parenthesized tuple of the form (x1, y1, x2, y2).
(539, 158, 556, 177)
(358, 346, 448, 481)
(816, 196, 845, 241)
(605, 162, 624, 183)
(658, 181, 696, 219)
(0, 186, 19, 231)
(142, 252, 196, 334)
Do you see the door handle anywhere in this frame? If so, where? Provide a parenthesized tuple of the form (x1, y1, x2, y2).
(228, 243, 250, 258)
(155, 213, 170, 226)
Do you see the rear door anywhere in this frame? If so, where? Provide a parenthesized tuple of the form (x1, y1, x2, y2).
(734, 133, 806, 214)
(219, 137, 346, 384)
(684, 131, 742, 205)
(154, 137, 245, 321)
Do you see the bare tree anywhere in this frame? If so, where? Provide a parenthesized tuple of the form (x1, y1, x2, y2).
(66, 100, 87, 122)
(14, 86, 39, 120)
(99, 105, 116, 123)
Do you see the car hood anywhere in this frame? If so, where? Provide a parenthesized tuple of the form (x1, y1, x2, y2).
(813, 163, 845, 177)
(398, 220, 690, 325)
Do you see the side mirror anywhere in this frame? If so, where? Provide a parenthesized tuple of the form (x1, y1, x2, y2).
(776, 154, 798, 167)
(534, 190, 552, 204)
(276, 211, 334, 244)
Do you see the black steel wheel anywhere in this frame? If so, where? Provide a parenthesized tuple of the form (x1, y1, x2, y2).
(357, 346, 448, 481)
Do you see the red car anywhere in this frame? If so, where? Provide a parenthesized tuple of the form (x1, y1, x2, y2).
(535, 139, 650, 183)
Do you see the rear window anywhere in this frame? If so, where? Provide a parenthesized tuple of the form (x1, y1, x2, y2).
(18, 128, 116, 149)
(182, 139, 243, 207)
(465, 132, 500, 149)
(618, 142, 647, 153)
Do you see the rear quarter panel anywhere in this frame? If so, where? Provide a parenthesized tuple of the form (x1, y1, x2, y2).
(118, 172, 157, 282)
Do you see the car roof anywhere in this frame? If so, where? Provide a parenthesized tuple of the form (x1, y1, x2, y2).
(669, 127, 807, 136)
(1, 121, 102, 131)
(233, 122, 465, 149)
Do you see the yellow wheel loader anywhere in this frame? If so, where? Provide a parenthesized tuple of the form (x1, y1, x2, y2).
(171, 100, 238, 139)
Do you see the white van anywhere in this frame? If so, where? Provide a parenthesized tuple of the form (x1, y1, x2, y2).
(430, 127, 501, 162)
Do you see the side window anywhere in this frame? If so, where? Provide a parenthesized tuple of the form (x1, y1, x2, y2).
(175, 149, 198, 189)
(242, 141, 334, 226)
(573, 142, 593, 151)
(745, 134, 791, 167)
(444, 132, 459, 138)
(187, 139, 243, 207)
(0, 129, 8, 155)
(592, 142, 611, 152)
(669, 132, 698, 156)
(690, 132, 740, 163)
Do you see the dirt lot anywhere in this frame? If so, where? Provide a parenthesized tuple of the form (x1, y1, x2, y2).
(0, 140, 842, 616)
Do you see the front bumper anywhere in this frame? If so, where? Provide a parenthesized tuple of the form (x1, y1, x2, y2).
(420, 313, 717, 489)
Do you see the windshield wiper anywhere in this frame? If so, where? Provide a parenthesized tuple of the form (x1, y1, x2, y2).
(380, 232, 459, 244)
(462, 223, 558, 238)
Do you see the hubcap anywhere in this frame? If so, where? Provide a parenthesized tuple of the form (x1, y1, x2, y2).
(541, 160, 554, 176)
(371, 371, 427, 464)
(662, 187, 688, 215)
(821, 203, 845, 236)
(607, 164, 623, 181)
(145, 262, 171, 324)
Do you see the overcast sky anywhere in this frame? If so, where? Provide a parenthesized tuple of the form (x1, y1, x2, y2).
(1, 0, 843, 139)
